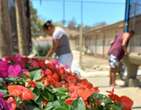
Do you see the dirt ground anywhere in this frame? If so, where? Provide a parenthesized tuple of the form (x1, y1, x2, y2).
(81, 54, 108, 70)
(72, 51, 141, 110)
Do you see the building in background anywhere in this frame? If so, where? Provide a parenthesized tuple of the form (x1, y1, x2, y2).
(69, 21, 124, 57)
(76, 21, 124, 57)
(72, 0, 141, 58)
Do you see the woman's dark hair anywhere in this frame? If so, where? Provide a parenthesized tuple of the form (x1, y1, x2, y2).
(43, 20, 53, 30)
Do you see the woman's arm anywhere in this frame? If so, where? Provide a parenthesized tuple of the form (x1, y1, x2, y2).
(46, 39, 59, 58)
(122, 33, 130, 54)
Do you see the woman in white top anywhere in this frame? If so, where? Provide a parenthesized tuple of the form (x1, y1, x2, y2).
(43, 20, 73, 68)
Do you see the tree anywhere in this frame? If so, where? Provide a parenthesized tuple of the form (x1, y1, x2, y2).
(54, 21, 64, 27)
(0, 0, 12, 57)
(93, 22, 106, 27)
(15, 0, 27, 55)
(30, 2, 44, 37)
(67, 18, 77, 30)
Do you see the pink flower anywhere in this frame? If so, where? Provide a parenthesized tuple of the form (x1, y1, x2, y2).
(8, 64, 22, 77)
(0, 61, 9, 78)
(7, 97, 16, 110)
(4, 54, 27, 69)
(0, 92, 11, 110)
(0, 92, 4, 97)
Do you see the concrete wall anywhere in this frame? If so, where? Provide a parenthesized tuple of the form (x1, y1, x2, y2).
(84, 21, 124, 57)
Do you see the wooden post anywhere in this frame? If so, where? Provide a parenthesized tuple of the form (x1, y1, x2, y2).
(25, 0, 32, 54)
(103, 32, 105, 57)
(0, 0, 12, 57)
(79, 0, 83, 67)
(15, 0, 29, 55)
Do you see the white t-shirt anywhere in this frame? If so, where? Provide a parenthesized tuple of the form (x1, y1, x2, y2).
(53, 27, 67, 40)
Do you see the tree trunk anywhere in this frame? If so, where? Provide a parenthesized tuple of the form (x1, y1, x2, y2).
(15, 0, 29, 55)
(25, 0, 32, 54)
(0, 0, 12, 57)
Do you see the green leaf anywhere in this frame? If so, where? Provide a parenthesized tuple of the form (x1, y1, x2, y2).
(23, 101, 39, 109)
(34, 95, 44, 108)
(55, 106, 69, 110)
(33, 87, 41, 95)
(90, 93, 112, 105)
(33, 108, 40, 110)
(53, 88, 69, 101)
(44, 100, 71, 110)
(42, 88, 55, 101)
(0, 87, 8, 97)
(44, 101, 60, 110)
(36, 82, 45, 89)
(0, 78, 4, 83)
(53, 88, 68, 95)
(5, 77, 17, 83)
(110, 103, 122, 110)
(0, 89, 7, 95)
(30, 69, 42, 80)
(71, 98, 86, 110)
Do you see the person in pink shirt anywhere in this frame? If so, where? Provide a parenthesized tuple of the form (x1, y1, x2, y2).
(108, 30, 134, 86)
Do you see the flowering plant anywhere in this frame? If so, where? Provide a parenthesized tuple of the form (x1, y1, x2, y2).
(0, 55, 133, 110)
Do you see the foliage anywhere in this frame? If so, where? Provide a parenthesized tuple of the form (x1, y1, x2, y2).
(32, 43, 51, 57)
(30, 1, 45, 37)
(0, 55, 133, 110)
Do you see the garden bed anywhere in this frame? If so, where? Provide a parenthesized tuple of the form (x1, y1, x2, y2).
(0, 55, 133, 110)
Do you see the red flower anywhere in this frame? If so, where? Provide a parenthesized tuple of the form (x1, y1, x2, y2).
(45, 59, 59, 70)
(30, 60, 39, 68)
(21, 88, 34, 101)
(68, 83, 79, 93)
(78, 88, 97, 101)
(42, 77, 49, 87)
(107, 88, 133, 110)
(79, 79, 93, 89)
(52, 73, 60, 82)
(57, 65, 65, 76)
(65, 98, 76, 105)
(120, 96, 133, 110)
(65, 74, 78, 84)
(107, 88, 121, 103)
(26, 80, 36, 88)
(108, 93, 121, 103)
(8, 86, 21, 96)
(37, 59, 46, 69)
(69, 90, 78, 99)
(23, 70, 30, 78)
(8, 85, 34, 101)
(43, 69, 52, 76)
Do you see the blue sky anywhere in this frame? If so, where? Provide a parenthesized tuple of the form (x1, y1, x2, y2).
(32, 0, 126, 26)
